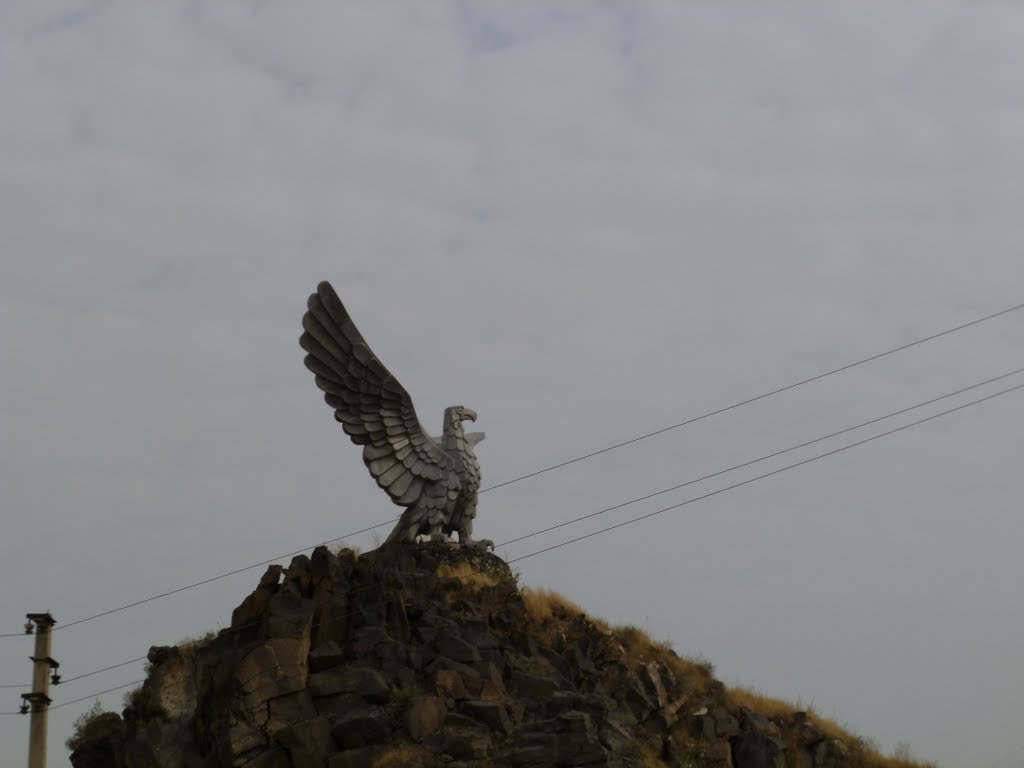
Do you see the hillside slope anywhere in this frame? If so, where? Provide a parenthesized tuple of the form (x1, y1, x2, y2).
(69, 542, 931, 768)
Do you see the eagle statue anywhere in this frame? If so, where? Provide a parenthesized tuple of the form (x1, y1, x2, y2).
(299, 281, 491, 549)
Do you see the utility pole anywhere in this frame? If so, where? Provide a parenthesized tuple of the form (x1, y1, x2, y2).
(22, 613, 58, 768)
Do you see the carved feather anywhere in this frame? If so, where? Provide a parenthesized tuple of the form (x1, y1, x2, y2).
(299, 281, 465, 516)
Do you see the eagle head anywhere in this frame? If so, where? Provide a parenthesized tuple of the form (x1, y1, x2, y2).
(446, 405, 477, 423)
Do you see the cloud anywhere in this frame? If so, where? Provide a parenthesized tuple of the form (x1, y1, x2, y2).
(1, 2, 1022, 765)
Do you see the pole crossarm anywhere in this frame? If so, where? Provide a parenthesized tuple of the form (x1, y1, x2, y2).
(19, 692, 51, 710)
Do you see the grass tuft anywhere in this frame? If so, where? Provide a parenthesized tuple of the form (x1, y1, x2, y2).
(371, 744, 435, 767)
(611, 624, 715, 695)
(332, 541, 363, 558)
(725, 687, 936, 768)
(175, 629, 217, 652)
(437, 562, 500, 590)
(638, 743, 669, 767)
(521, 587, 598, 625)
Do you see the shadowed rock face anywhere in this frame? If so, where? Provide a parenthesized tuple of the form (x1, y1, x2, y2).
(70, 543, 861, 768)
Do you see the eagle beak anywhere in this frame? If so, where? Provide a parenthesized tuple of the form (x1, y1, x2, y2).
(462, 408, 477, 422)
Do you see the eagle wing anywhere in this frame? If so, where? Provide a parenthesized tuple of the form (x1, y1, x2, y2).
(299, 281, 460, 507)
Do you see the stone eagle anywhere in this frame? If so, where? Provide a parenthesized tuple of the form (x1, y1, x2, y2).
(299, 281, 491, 548)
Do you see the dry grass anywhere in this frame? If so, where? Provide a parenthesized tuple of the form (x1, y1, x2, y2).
(726, 687, 935, 768)
(869, 756, 937, 768)
(611, 624, 715, 696)
(519, 587, 609, 646)
(638, 744, 669, 767)
(727, 686, 850, 743)
(436, 562, 500, 590)
(515, 587, 933, 768)
(331, 541, 362, 558)
(371, 745, 434, 767)
(520, 587, 600, 626)
(518, 590, 714, 696)
(175, 630, 218, 653)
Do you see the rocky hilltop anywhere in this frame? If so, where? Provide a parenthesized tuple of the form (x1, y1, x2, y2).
(70, 543, 922, 768)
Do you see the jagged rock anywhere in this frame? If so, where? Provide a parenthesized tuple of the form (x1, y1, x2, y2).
(436, 629, 482, 664)
(443, 726, 493, 759)
(327, 745, 385, 768)
(512, 670, 562, 702)
(406, 696, 447, 741)
(143, 646, 198, 718)
(264, 592, 315, 640)
(236, 638, 309, 719)
(445, 710, 486, 728)
(498, 744, 552, 766)
(599, 718, 636, 757)
(706, 739, 734, 768)
(712, 706, 741, 738)
(435, 668, 468, 700)
(243, 748, 290, 768)
(462, 700, 513, 735)
(275, 716, 334, 767)
(428, 655, 482, 696)
(231, 566, 281, 630)
(309, 640, 346, 672)
(540, 691, 608, 720)
(307, 666, 390, 701)
(478, 661, 507, 702)
(69, 712, 126, 768)
(638, 662, 669, 711)
(733, 709, 786, 768)
(552, 711, 609, 766)
(349, 626, 391, 657)
(331, 707, 393, 747)
(267, 691, 317, 734)
(314, 693, 365, 717)
(224, 718, 265, 762)
(68, 541, 901, 768)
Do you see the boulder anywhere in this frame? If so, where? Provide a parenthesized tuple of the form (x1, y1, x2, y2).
(307, 666, 390, 702)
(406, 696, 447, 741)
(275, 716, 334, 767)
(331, 707, 394, 748)
(462, 700, 513, 735)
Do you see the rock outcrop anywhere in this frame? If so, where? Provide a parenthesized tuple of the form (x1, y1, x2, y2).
(70, 543, 882, 768)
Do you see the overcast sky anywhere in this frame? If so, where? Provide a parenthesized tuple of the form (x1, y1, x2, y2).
(1, 2, 1022, 766)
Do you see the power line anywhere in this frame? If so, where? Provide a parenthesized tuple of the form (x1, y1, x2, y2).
(10, 367, 1022, 693)
(57, 657, 147, 687)
(48, 680, 147, 712)
(50, 518, 396, 635)
(48, 613, 301, 690)
(5, 368, 1024, 687)
(479, 299, 1024, 493)
(9, 580, 407, 693)
(9, 374, 1019, 724)
(8, 611, 364, 714)
(3, 615, 310, 704)
(14, 587, 413, 714)
(497, 365, 1024, 548)
(1, 301, 1018, 642)
(18, 365, 1021, 718)
(509, 380, 1024, 563)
